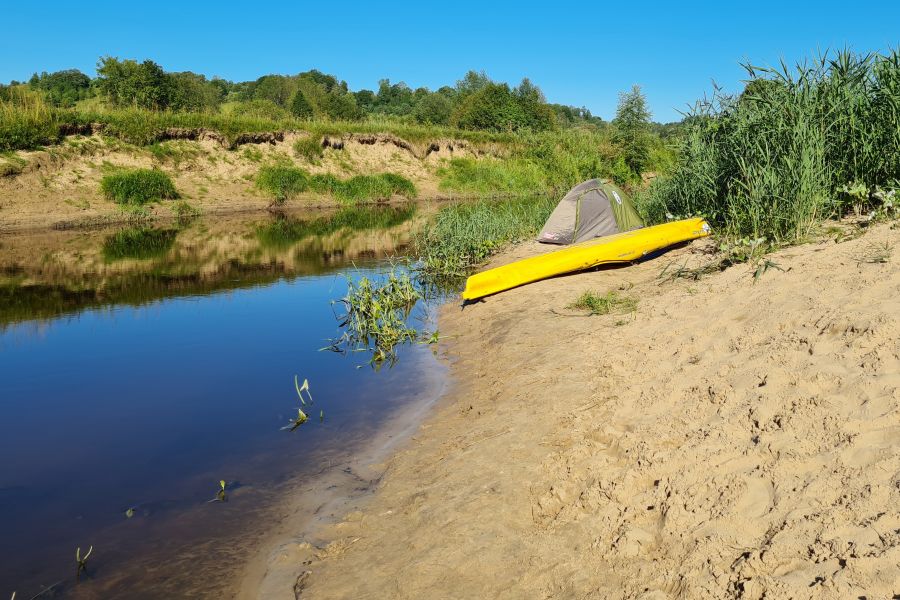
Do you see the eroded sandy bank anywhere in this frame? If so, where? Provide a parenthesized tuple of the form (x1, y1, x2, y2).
(261, 220, 899, 599)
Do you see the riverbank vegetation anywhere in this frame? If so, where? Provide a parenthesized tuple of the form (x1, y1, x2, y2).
(255, 166, 417, 204)
(416, 195, 557, 283)
(1, 57, 677, 192)
(639, 48, 900, 243)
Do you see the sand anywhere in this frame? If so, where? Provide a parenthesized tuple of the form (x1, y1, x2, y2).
(0, 133, 480, 232)
(257, 220, 899, 599)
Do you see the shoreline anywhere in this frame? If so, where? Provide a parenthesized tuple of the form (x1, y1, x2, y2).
(270, 221, 900, 598)
(237, 304, 454, 599)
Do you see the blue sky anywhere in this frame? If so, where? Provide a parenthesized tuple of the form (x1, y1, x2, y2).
(2, 1, 898, 122)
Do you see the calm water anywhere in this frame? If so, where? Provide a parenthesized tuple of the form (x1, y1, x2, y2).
(0, 205, 446, 598)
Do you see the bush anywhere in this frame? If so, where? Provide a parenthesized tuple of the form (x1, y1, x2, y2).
(255, 165, 309, 203)
(451, 81, 555, 132)
(101, 168, 178, 204)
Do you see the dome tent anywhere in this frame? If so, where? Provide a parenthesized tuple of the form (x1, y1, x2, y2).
(538, 179, 644, 245)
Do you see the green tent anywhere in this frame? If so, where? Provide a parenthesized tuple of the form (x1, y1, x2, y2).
(538, 179, 644, 245)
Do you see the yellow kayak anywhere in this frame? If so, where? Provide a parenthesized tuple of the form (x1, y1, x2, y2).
(462, 218, 711, 300)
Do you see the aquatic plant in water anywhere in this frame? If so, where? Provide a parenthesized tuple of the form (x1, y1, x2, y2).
(75, 545, 92, 580)
(207, 480, 227, 503)
(282, 376, 319, 431)
(329, 268, 423, 366)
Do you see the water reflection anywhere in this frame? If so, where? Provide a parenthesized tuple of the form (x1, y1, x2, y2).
(0, 204, 418, 328)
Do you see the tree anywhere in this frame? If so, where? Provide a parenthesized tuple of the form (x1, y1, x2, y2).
(613, 85, 652, 174)
(96, 57, 171, 109)
(168, 72, 222, 111)
(29, 69, 92, 107)
(455, 70, 491, 98)
(413, 92, 452, 125)
(290, 89, 314, 119)
(251, 75, 294, 107)
(513, 78, 556, 131)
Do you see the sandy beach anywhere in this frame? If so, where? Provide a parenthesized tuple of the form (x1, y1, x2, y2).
(257, 220, 899, 599)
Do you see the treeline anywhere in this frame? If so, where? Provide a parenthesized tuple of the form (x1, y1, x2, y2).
(5, 57, 611, 133)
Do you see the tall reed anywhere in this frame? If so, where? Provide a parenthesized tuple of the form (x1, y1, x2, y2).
(643, 49, 900, 243)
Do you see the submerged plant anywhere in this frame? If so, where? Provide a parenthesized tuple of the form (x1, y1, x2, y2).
(75, 545, 93, 580)
(208, 480, 227, 503)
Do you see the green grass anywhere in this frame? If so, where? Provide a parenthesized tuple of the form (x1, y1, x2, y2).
(256, 165, 416, 204)
(643, 49, 900, 243)
(101, 227, 178, 261)
(255, 165, 309, 203)
(416, 194, 557, 283)
(569, 290, 638, 316)
(100, 168, 178, 204)
(293, 136, 324, 162)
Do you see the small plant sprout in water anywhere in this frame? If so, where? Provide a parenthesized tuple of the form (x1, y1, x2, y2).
(319, 409, 324, 423)
(282, 407, 309, 431)
(75, 545, 93, 580)
(208, 480, 228, 503)
(294, 375, 313, 405)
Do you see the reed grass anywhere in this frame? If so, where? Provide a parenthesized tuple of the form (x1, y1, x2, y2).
(415, 195, 557, 283)
(644, 49, 900, 243)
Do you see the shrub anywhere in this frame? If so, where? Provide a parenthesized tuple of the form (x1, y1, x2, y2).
(100, 168, 178, 204)
(255, 165, 309, 203)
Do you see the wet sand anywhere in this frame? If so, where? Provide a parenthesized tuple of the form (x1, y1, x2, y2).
(255, 220, 900, 598)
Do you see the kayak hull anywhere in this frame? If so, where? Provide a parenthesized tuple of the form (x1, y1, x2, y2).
(461, 217, 711, 300)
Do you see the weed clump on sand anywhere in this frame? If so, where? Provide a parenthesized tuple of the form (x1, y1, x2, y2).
(171, 200, 201, 224)
(569, 290, 638, 316)
(416, 195, 557, 283)
(293, 136, 324, 162)
(100, 168, 178, 204)
(255, 165, 309, 203)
